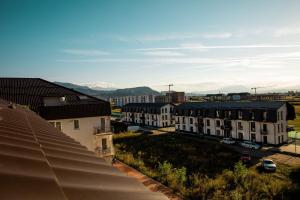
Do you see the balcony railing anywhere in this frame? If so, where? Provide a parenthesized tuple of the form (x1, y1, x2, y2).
(94, 126, 111, 134)
(261, 129, 268, 135)
(96, 147, 112, 155)
(238, 126, 243, 130)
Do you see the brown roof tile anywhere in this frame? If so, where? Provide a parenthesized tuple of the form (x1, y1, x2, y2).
(0, 100, 168, 200)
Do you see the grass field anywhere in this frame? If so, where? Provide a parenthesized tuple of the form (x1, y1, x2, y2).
(114, 132, 300, 199)
(289, 103, 300, 132)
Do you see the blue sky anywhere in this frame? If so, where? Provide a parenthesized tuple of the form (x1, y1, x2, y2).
(1, 0, 300, 92)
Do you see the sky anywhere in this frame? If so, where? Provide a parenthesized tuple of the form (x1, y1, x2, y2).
(1, 0, 300, 92)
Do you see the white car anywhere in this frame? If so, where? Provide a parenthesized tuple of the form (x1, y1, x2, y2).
(240, 141, 261, 149)
(261, 159, 276, 171)
(221, 138, 236, 144)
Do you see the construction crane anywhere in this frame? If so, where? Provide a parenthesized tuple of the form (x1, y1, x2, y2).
(251, 87, 263, 95)
(165, 84, 174, 103)
(251, 86, 271, 95)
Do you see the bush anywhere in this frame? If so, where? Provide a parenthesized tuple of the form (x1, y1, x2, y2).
(114, 133, 298, 199)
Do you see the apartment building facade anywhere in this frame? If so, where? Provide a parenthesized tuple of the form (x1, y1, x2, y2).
(0, 78, 114, 160)
(122, 103, 175, 127)
(114, 95, 156, 107)
(155, 91, 185, 104)
(174, 101, 295, 145)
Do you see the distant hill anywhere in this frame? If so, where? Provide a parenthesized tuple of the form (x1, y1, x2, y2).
(54, 82, 160, 99)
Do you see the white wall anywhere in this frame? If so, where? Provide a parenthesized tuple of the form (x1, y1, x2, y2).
(48, 116, 111, 151)
(122, 104, 174, 127)
(175, 104, 288, 145)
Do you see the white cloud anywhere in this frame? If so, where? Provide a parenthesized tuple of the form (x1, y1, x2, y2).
(274, 27, 300, 37)
(141, 51, 185, 57)
(83, 81, 117, 89)
(61, 49, 110, 56)
(135, 44, 300, 51)
(202, 32, 233, 39)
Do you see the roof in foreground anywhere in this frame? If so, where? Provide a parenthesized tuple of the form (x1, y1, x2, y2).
(0, 78, 111, 119)
(176, 101, 288, 110)
(0, 99, 167, 200)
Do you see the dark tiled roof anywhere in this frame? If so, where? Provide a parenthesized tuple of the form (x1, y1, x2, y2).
(0, 100, 167, 200)
(122, 103, 173, 114)
(123, 103, 170, 109)
(0, 78, 111, 119)
(176, 101, 287, 110)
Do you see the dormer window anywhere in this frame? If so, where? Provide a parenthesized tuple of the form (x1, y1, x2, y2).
(238, 111, 243, 119)
(263, 111, 267, 121)
(216, 110, 220, 117)
(78, 95, 88, 100)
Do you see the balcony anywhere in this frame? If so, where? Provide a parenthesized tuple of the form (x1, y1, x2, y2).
(261, 129, 268, 135)
(221, 125, 232, 130)
(94, 126, 111, 135)
(96, 147, 113, 156)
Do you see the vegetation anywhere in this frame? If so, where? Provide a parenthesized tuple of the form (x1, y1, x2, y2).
(289, 103, 300, 132)
(114, 132, 300, 199)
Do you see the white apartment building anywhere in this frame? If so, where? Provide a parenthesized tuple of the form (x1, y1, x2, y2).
(0, 78, 114, 161)
(115, 95, 155, 107)
(174, 101, 295, 145)
(122, 103, 174, 127)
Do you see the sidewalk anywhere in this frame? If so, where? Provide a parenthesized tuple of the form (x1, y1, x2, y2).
(113, 160, 183, 200)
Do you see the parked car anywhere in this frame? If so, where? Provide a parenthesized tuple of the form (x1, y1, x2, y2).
(221, 137, 236, 144)
(240, 151, 251, 164)
(142, 130, 153, 134)
(261, 159, 276, 171)
(240, 141, 261, 149)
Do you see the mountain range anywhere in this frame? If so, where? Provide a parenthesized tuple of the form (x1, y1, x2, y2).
(54, 82, 160, 99)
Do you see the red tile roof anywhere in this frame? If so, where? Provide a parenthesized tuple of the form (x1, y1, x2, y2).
(0, 100, 167, 200)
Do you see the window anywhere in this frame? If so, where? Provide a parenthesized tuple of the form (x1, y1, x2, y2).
(263, 124, 267, 132)
(238, 111, 243, 119)
(216, 110, 220, 117)
(281, 111, 283, 120)
(281, 123, 284, 132)
(278, 124, 280, 133)
(263, 112, 267, 120)
(183, 125, 186, 130)
(190, 118, 193, 124)
(182, 117, 185, 124)
(56, 122, 62, 131)
(250, 122, 256, 132)
(216, 120, 220, 127)
(251, 134, 256, 142)
(102, 138, 108, 150)
(162, 115, 164, 120)
(238, 122, 243, 130)
(207, 119, 210, 126)
(207, 128, 211, 135)
(165, 115, 168, 120)
(74, 120, 79, 130)
(216, 129, 220, 136)
(50, 121, 62, 131)
(250, 111, 255, 120)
